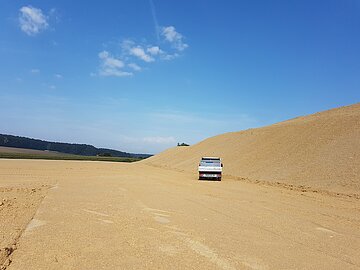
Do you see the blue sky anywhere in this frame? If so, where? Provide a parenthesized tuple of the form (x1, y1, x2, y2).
(1, 1, 359, 154)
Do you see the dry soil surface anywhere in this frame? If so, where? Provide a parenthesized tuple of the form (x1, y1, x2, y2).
(0, 159, 359, 270)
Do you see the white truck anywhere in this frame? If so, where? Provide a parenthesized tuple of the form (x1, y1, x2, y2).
(198, 157, 223, 181)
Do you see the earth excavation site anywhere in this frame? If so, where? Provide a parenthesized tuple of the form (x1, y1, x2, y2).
(0, 103, 359, 270)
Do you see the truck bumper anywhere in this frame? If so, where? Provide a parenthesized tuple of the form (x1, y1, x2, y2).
(198, 172, 222, 181)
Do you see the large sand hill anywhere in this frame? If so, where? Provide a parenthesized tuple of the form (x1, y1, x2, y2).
(144, 103, 360, 195)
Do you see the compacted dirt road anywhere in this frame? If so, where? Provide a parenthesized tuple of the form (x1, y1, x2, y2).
(1, 159, 360, 270)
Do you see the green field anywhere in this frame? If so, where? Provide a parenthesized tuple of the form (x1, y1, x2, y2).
(0, 152, 142, 163)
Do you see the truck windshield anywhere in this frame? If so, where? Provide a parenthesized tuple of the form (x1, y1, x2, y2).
(200, 161, 221, 167)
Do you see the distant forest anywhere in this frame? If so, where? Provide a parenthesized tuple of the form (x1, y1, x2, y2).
(0, 134, 151, 158)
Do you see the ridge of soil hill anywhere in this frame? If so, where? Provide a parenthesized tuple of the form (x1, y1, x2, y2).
(144, 103, 360, 195)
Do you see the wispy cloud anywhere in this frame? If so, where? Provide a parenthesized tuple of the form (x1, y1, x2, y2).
(30, 69, 40, 73)
(151, 111, 258, 128)
(147, 46, 163, 55)
(97, 25, 188, 77)
(54, 74, 63, 79)
(149, 0, 160, 43)
(122, 135, 176, 145)
(128, 63, 142, 71)
(129, 46, 154, 62)
(161, 26, 188, 51)
(49, 8, 61, 23)
(19, 6, 49, 36)
(98, 50, 132, 77)
(143, 136, 176, 144)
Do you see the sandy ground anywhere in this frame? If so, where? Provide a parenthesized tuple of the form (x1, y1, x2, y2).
(0, 160, 53, 268)
(0, 159, 359, 269)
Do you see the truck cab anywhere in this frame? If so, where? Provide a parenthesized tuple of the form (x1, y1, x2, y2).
(198, 157, 223, 181)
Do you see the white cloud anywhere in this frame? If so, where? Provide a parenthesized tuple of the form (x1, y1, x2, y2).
(99, 51, 124, 68)
(120, 28, 188, 64)
(147, 46, 163, 55)
(19, 6, 49, 36)
(122, 40, 156, 63)
(98, 25, 188, 78)
(128, 63, 141, 71)
(30, 69, 40, 73)
(129, 47, 154, 62)
(49, 85, 56, 90)
(142, 136, 176, 144)
(161, 26, 188, 51)
(99, 68, 132, 77)
(121, 39, 135, 50)
(121, 136, 177, 145)
(161, 53, 179, 61)
(54, 74, 62, 79)
(49, 8, 61, 23)
(98, 50, 132, 77)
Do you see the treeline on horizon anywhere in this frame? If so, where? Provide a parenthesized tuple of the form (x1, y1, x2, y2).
(0, 134, 151, 158)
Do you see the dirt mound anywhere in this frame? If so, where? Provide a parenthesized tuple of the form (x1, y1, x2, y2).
(144, 103, 360, 194)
